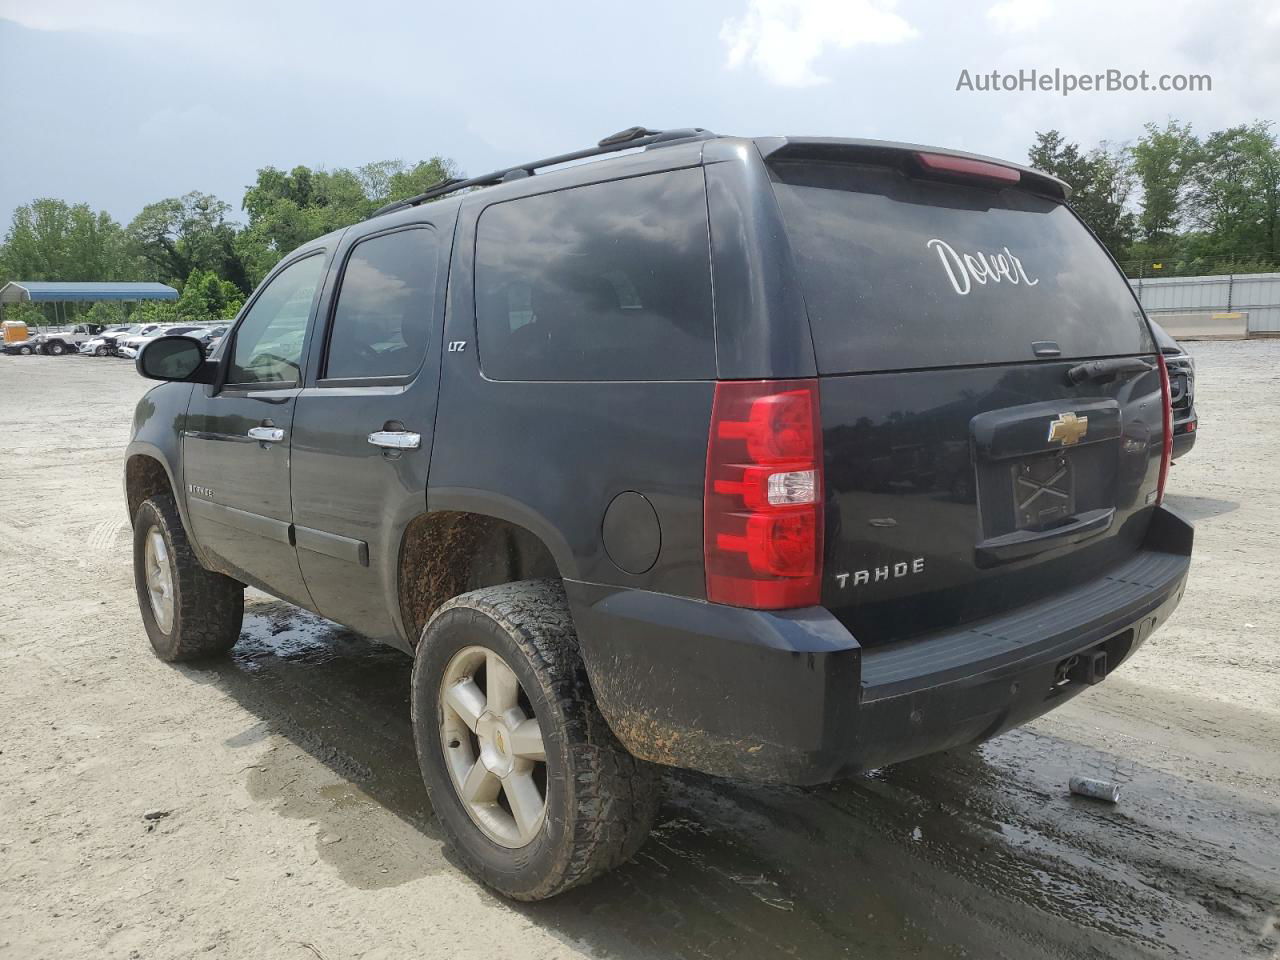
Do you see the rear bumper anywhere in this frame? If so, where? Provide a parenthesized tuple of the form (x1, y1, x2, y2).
(568, 505, 1192, 785)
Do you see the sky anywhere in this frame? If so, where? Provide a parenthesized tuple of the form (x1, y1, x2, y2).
(1, 0, 1277, 226)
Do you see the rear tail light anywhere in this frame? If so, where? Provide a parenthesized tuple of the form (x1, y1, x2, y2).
(704, 379, 823, 608)
(1156, 353, 1174, 505)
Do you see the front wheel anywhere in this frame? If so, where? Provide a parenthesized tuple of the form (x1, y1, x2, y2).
(411, 580, 658, 900)
(94, 345, 108, 357)
(47, 342, 65, 355)
(132, 494, 243, 661)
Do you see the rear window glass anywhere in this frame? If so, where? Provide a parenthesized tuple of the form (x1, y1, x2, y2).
(770, 161, 1152, 373)
(475, 169, 715, 381)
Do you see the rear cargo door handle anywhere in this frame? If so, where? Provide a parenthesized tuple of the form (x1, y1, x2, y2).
(368, 430, 421, 450)
(247, 426, 285, 443)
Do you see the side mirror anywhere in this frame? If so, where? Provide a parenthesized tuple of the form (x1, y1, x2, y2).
(136, 335, 217, 384)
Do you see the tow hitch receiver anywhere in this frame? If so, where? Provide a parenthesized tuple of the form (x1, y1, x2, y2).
(1058, 649, 1109, 687)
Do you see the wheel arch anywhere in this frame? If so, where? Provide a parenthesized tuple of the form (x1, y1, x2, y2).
(125, 447, 177, 521)
(397, 504, 567, 647)
(126, 443, 220, 580)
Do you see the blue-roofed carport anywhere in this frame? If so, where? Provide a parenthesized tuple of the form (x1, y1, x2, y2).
(0, 281, 180, 326)
(0, 281, 179, 304)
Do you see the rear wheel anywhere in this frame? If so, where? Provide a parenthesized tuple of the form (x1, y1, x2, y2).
(132, 494, 243, 661)
(47, 341, 66, 356)
(18, 345, 32, 355)
(411, 580, 658, 900)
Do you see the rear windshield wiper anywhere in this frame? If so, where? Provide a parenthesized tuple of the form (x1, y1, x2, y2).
(1066, 357, 1154, 385)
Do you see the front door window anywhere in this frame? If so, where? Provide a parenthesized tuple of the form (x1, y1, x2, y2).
(228, 254, 325, 386)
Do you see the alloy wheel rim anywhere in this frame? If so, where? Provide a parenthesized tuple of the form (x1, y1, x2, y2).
(439, 645, 547, 848)
(144, 527, 175, 633)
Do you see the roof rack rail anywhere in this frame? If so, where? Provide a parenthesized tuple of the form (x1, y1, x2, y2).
(368, 126, 715, 219)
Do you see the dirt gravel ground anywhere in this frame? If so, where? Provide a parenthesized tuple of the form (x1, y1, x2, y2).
(1, 342, 1278, 960)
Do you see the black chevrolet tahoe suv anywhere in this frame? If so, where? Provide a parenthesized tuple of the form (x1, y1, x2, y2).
(125, 127, 1193, 900)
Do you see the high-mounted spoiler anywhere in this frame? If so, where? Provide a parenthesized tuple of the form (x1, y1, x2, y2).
(754, 136, 1072, 201)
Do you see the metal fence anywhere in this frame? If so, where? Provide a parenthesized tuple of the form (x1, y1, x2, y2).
(1130, 272, 1280, 334)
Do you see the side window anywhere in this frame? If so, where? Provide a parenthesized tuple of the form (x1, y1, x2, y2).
(228, 254, 325, 386)
(323, 228, 438, 381)
(475, 168, 715, 381)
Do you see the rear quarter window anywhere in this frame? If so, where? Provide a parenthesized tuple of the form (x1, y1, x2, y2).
(770, 161, 1153, 374)
(475, 168, 715, 381)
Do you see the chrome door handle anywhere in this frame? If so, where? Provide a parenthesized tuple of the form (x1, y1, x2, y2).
(368, 430, 421, 450)
(247, 426, 285, 443)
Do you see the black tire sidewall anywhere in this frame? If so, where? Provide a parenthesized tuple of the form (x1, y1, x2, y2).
(132, 499, 184, 660)
(412, 606, 574, 900)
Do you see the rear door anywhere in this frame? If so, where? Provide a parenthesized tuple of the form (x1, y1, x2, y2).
(290, 212, 453, 641)
(183, 251, 329, 607)
(765, 150, 1161, 645)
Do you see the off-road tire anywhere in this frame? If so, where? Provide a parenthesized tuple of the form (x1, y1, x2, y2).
(411, 579, 659, 900)
(47, 341, 66, 355)
(132, 493, 243, 662)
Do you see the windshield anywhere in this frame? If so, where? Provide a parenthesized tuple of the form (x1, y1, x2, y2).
(769, 160, 1153, 374)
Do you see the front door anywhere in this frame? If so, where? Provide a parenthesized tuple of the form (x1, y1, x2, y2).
(290, 218, 451, 641)
(183, 251, 329, 607)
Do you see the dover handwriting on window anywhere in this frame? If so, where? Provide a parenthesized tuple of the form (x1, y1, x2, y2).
(926, 238, 1039, 296)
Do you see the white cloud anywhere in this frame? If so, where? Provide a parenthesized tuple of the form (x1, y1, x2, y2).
(721, 0, 918, 88)
(985, 0, 1053, 33)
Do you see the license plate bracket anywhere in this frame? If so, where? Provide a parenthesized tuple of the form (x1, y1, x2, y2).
(1012, 454, 1074, 531)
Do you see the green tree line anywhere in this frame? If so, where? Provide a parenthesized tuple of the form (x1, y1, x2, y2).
(0, 156, 456, 328)
(1029, 119, 1280, 277)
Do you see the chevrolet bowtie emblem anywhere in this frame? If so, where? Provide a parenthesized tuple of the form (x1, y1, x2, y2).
(1047, 412, 1089, 445)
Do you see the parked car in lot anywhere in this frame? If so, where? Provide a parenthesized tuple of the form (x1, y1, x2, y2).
(1150, 321, 1198, 459)
(83, 324, 160, 357)
(118, 325, 207, 359)
(80, 325, 137, 356)
(203, 326, 228, 356)
(3, 338, 37, 355)
(177, 324, 226, 354)
(32, 323, 106, 355)
(125, 127, 1192, 900)
(115, 324, 167, 356)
